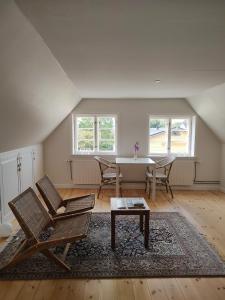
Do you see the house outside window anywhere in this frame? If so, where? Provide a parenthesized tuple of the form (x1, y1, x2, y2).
(149, 116, 195, 156)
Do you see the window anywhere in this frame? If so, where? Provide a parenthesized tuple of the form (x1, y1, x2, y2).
(74, 115, 117, 154)
(149, 116, 194, 156)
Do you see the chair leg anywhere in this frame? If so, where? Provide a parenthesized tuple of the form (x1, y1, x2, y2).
(0, 238, 72, 272)
(145, 177, 148, 192)
(148, 179, 151, 198)
(119, 184, 122, 197)
(1, 241, 71, 272)
(168, 182, 174, 199)
(97, 184, 102, 199)
(165, 182, 169, 193)
(42, 249, 71, 271)
(0, 241, 32, 271)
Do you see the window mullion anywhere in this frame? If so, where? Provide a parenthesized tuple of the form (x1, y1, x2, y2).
(188, 118, 192, 156)
(168, 118, 171, 154)
(94, 116, 98, 152)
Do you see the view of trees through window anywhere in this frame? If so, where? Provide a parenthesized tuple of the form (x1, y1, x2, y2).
(77, 117, 95, 151)
(98, 117, 116, 151)
(75, 115, 191, 155)
(75, 116, 116, 153)
(149, 117, 190, 155)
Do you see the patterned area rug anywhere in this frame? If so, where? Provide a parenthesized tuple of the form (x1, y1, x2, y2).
(0, 212, 225, 280)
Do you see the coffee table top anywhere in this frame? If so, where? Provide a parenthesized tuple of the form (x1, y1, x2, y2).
(111, 197, 150, 212)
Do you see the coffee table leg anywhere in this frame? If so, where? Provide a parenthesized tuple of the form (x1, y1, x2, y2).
(144, 212, 150, 249)
(111, 212, 116, 250)
(140, 214, 144, 233)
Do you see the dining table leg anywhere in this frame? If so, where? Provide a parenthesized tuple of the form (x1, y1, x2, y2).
(151, 164, 156, 200)
(116, 164, 120, 197)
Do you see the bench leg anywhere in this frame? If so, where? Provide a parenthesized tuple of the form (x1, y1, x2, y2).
(42, 249, 71, 271)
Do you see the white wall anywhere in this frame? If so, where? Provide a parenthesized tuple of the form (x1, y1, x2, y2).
(44, 98, 221, 186)
(0, 144, 43, 224)
(32, 144, 44, 183)
(0, 1, 81, 152)
(187, 82, 225, 143)
(187, 82, 225, 191)
(0, 144, 44, 188)
(221, 144, 225, 191)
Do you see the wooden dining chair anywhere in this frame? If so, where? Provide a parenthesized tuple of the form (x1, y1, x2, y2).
(146, 154, 176, 198)
(36, 175, 95, 219)
(0, 187, 91, 271)
(94, 156, 123, 198)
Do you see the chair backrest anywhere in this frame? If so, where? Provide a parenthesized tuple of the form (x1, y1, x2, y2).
(155, 154, 176, 179)
(94, 156, 116, 179)
(36, 175, 63, 215)
(156, 154, 176, 169)
(9, 187, 51, 240)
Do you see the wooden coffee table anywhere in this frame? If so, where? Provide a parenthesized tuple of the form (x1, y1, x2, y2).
(111, 197, 150, 250)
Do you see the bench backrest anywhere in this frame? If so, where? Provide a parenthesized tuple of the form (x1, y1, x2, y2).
(36, 175, 63, 216)
(9, 187, 51, 240)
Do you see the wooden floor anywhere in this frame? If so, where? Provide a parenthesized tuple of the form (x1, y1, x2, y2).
(1, 189, 225, 299)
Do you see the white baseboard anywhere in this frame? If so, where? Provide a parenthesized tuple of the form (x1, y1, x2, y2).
(54, 183, 221, 191)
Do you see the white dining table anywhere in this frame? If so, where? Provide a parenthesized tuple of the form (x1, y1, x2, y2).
(115, 157, 156, 200)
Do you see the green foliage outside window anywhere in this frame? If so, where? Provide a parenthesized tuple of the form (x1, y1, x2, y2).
(99, 141, 114, 151)
(76, 116, 116, 153)
(150, 119, 166, 129)
(78, 140, 94, 151)
(99, 117, 114, 129)
(78, 129, 94, 140)
(77, 117, 94, 128)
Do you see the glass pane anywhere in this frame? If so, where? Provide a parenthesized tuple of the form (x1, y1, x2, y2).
(78, 129, 94, 140)
(77, 117, 94, 128)
(77, 140, 94, 151)
(99, 129, 114, 139)
(99, 141, 114, 151)
(97, 116, 116, 152)
(98, 117, 115, 129)
(171, 118, 190, 154)
(149, 118, 168, 154)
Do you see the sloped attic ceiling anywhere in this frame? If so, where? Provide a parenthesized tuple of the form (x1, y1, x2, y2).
(16, 0, 225, 98)
(187, 83, 225, 143)
(2, 0, 225, 152)
(0, 1, 81, 153)
(15, 0, 225, 146)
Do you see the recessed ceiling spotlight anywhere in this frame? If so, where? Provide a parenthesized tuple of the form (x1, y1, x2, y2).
(155, 79, 161, 84)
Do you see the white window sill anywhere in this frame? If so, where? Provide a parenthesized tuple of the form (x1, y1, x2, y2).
(73, 152, 117, 156)
(148, 155, 196, 160)
(72, 153, 196, 159)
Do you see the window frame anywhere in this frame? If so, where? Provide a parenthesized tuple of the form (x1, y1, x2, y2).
(73, 114, 118, 155)
(148, 115, 195, 157)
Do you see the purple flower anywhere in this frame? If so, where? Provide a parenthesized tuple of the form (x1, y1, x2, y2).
(134, 142, 140, 153)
